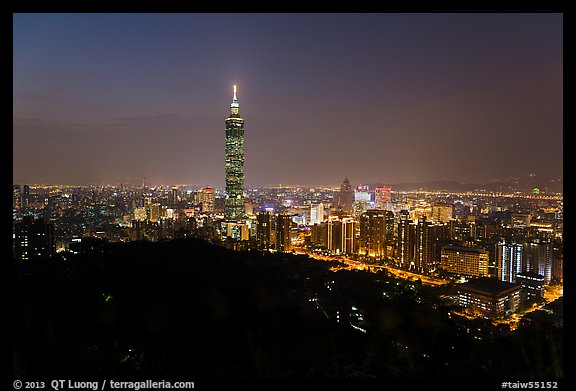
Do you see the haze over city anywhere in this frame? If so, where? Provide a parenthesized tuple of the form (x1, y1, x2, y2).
(12, 11, 564, 385)
(13, 13, 562, 187)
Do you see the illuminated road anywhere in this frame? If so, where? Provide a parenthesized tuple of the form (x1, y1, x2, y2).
(395, 189, 563, 201)
(295, 248, 562, 330)
(543, 284, 563, 303)
(293, 248, 448, 286)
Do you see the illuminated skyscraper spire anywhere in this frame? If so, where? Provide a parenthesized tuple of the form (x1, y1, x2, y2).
(230, 84, 239, 115)
(224, 85, 245, 220)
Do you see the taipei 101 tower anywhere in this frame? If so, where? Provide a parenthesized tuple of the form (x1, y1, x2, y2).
(224, 85, 245, 220)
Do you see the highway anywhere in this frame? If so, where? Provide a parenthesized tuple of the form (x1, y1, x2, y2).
(293, 248, 448, 286)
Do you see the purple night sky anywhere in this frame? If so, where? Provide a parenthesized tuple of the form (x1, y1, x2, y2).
(13, 13, 563, 187)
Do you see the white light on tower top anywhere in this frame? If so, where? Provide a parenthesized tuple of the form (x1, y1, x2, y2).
(231, 84, 239, 109)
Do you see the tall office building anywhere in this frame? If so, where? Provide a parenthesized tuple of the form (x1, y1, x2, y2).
(199, 187, 215, 213)
(14, 216, 55, 261)
(170, 186, 179, 205)
(353, 187, 371, 218)
(496, 241, 523, 283)
(337, 178, 353, 212)
(375, 186, 392, 210)
(358, 209, 387, 260)
(523, 239, 553, 284)
(310, 202, 325, 225)
(224, 85, 245, 220)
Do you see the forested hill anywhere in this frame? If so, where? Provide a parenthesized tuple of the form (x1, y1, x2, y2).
(13, 238, 563, 383)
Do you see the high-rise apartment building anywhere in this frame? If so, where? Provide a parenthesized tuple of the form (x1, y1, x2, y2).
(14, 216, 55, 261)
(358, 209, 387, 260)
(256, 211, 274, 251)
(275, 214, 293, 252)
(397, 209, 412, 267)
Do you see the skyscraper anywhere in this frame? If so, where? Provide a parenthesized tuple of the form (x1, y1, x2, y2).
(275, 214, 293, 252)
(224, 85, 245, 220)
(310, 202, 325, 225)
(358, 209, 387, 260)
(22, 184, 30, 209)
(337, 178, 353, 212)
(199, 187, 215, 213)
(326, 216, 356, 256)
(170, 186, 179, 205)
(397, 210, 412, 268)
(523, 239, 553, 284)
(256, 211, 274, 251)
(375, 186, 392, 210)
(496, 241, 523, 283)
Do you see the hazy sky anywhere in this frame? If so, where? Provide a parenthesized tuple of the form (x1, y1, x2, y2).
(13, 13, 563, 187)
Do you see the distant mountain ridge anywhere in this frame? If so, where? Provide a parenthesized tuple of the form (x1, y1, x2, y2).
(366, 179, 563, 193)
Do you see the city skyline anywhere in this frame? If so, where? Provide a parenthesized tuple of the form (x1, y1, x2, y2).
(13, 13, 563, 187)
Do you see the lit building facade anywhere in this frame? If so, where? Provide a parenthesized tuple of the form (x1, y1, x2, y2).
(326, 216, 355, 255)
(256, 211, 274, 251)
(275, 214, 293, 252)
(413, 215, 437, 274)
(224, 85, 245, 220)
(309, 202, 325, 225)
(221, 221, 250, 241)
(375, 186, 391, 210)
(13, 185, 21, 210)
(440, 245, 489, 278)
(523, 239, 553, 284)
(397, 209, 412, 268)
(358, 209, 387, 260)
(14, 216, 55, 261)
(199, 187, 215, 213)
(22, 185, 30, 209)
(337, 178, 353, 212)
(496, 241, 523, 283)
(515, 272, 545, 300)
(432, 202, 454, 223)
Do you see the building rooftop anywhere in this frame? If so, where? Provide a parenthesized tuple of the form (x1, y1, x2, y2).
(516, 271, 545, 280)
(442, 245, 487, 254)
(457, 277, 520, 297)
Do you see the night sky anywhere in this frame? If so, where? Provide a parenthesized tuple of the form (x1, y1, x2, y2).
(13, 13, 563, 187)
